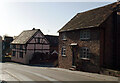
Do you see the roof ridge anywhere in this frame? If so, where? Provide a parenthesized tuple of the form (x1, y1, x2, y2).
(45, 35, 59, 37)
(58, 2, 117, 32)
(77, 2, 117, 15)
(11, 29, 38, 44)
(23, 29, 39, 32)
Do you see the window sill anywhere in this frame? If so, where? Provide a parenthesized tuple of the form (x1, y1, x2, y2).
(80, 58, 90, 61)
(80, 38, 90, 41)
(62, 39, 67, 41)
(62, 55, 66, 57)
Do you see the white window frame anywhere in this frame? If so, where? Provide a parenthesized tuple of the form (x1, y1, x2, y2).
(61, 46, 66, 56)
(62, 33, 66, 40)
(80, 30, 90, 40)
(10, 45, 12, 49)
(80, 47, 90, 59)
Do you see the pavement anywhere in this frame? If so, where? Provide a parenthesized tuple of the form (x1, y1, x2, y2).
(0, 62, 119, 83)
(49, 68, 119, 81)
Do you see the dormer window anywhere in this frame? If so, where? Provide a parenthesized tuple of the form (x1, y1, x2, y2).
(80, 30, 90, 40)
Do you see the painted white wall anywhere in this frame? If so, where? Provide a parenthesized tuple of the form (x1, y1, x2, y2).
(26, 50, 34, 64)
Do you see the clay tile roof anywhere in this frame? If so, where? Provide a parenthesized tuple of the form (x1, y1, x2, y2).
(11, 29, 39, 44)
(58, 2, 117, 32)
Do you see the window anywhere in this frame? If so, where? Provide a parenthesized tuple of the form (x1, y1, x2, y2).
(19, 52, 23, 58)
(62, 33, 66, 40)
(61, 46, 66, 56)
(38, 38, 40, 43)
(80, 30, 90, 40)
(13, 45, 16, 49)
(80, 47, 90, 59)
(20, 45, 23, 50)
(12, 51, 16, 56)
(10, 45, 12, 49)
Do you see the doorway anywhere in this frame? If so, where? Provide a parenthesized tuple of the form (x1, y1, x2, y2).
(70, 43, 78, 66)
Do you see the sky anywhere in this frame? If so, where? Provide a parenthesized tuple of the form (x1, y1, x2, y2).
(0, 0, 116, 37)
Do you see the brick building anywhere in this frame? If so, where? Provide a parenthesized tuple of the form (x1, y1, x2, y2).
(45, 35, 58, 55)
(58, 2, 120, 73)
(45, 35, 58, 66)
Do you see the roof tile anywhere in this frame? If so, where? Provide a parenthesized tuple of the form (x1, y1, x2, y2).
(11, 29, 38, 44)
(58, 2, 117, 32)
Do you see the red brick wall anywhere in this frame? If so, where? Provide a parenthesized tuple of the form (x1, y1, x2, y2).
(100, 12, 116, 69)
(50, 46, 58, 53)
(100, 28, 104, 67)
(58, 12, 119, 72)
(59, 28, 100, 72)
(117, 12, 120, 69)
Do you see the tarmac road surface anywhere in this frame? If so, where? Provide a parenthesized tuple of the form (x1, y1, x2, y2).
(0, 62, 119, 83)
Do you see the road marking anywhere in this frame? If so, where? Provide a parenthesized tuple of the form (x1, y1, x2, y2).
(4, 63, 63, 82)
(4, 70, 20, 81)
(4, 63, 118, 81)
(4, 70, 37, 83)
(9, 68, 63, 83)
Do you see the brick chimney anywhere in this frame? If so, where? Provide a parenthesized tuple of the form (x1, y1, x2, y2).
(32, 28, 35, 30)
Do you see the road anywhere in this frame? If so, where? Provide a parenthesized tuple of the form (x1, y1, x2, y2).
(0, 62, 119, 83)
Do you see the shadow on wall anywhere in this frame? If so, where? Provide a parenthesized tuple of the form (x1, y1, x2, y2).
(29, 52, 58, 67)
(76, 53, 100, 73)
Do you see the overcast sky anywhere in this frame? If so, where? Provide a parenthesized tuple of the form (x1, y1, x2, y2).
(0, 0, 116, 37)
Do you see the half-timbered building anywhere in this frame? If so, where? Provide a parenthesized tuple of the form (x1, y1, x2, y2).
(11, 28, 50, 64)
